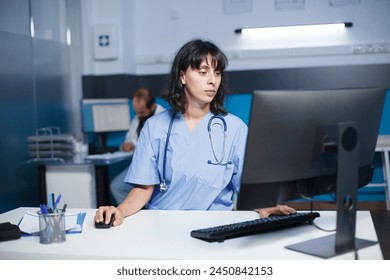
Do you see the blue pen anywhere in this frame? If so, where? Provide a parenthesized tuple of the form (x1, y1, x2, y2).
(53, 194, 62, 210)
(40, 204, 49, 214)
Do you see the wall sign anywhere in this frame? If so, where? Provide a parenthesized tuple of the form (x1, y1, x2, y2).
(93, 24, 118, 60)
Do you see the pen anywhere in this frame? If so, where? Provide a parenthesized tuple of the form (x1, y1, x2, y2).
(39, 204, 54, 230)
(61, 203, 67, 213)
(53, 194, 62, 210)
(40, 204, 49, 214)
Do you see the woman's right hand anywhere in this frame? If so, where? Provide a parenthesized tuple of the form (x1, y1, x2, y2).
(95, 185, 154, 227)
(94, 205, 125, 227)
(254, 204, 296, 218)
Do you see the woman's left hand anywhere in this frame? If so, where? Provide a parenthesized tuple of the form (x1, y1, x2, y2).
(255, 205, 296, 218)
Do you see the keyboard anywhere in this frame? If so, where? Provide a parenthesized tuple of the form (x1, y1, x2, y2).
(190, 211, 320, 242)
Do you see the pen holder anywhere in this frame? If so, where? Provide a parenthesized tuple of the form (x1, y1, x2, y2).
(38, 211, 66, 244)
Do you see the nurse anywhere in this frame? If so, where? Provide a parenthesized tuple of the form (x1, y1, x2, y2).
(95, 39, 295, 226)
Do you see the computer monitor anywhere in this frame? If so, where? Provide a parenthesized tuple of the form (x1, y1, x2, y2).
(237, 88, 386, 258)
(81, 98, 131, 153)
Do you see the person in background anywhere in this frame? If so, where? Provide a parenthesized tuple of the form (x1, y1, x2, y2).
(121, 87, 166, 152)
(110, 87, 165, 204)
(97, 39, 295, 226)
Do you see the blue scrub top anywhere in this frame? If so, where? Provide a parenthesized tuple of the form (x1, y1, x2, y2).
(124, 109, 248, 210)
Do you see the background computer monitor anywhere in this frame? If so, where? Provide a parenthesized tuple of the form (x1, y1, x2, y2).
(236, 88, 386, 258)
(81, 98, 131, 133)
(81, 98, 131, 153)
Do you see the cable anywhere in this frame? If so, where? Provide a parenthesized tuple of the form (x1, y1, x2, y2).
(299, 195, 336, 232)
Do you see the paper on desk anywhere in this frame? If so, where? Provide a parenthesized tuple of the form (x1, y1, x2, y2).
(85, 151, 133, 160)
(18, 211, 86, 235)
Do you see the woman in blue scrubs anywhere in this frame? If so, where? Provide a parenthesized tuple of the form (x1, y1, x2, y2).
(95, 39, 295, 226)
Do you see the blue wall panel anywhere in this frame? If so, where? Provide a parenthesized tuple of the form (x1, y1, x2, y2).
(0, 31, 39, 213)
(0, 1, 76, 213)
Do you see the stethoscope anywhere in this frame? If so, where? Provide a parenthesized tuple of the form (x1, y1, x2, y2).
(159, 112, 230, 193)
(207, 115, 232, 166)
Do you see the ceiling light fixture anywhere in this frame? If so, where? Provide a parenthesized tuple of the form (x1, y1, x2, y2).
(235, 22, 353, 35)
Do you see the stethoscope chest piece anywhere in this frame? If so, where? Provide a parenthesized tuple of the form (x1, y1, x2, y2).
(160, 180, 168, 193)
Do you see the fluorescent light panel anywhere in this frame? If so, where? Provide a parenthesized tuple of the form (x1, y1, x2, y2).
(235, 22, 353, 35)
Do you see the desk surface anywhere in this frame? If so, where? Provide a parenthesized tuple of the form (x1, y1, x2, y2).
(376, 135, 390, 151)
(28, 151, 133, 166)
(0, 208, 382, 260)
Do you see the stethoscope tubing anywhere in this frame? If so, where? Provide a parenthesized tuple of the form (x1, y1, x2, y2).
(160, 111, 176, 193)
(160, 112, 229, 193)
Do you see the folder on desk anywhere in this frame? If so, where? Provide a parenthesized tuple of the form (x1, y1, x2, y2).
(18, 211, 86, 236)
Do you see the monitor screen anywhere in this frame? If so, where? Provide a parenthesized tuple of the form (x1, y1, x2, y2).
(81, 98, 131, 133)
(237, 88, 386, 210)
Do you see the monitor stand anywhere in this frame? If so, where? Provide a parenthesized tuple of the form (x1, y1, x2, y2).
(88, 133, 118, 155)
(286, 122, 377, 258)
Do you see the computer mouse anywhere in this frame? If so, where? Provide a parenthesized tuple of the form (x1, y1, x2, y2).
(95, 213, 114, 229)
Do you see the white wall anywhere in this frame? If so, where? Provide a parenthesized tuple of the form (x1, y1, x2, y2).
(82, 0, 390, 75)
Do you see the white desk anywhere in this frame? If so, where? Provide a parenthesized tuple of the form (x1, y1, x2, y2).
(374, 135, 390, 209)
(0, 208, 382, 260)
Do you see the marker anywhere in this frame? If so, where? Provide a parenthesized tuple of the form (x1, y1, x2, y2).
(47, 193, 53, 210)
(50, 193, 55, 209)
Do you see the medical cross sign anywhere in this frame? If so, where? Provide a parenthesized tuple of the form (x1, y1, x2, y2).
(99, 35, 110, 47)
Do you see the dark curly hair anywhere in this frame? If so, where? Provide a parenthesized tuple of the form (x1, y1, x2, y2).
(163, 39, 229, 115)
